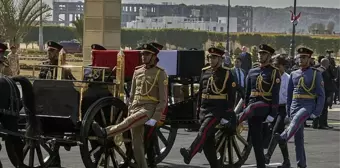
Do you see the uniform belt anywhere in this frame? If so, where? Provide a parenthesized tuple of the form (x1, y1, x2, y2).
(201, 94, 227, 100)
(292, 94, 316, 99)
(250, 91, 272, 97)
(135, 95, 159, 102)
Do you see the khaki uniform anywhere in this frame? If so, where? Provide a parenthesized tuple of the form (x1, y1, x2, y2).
(0, 58, 13, 77)
(105, 65, 168, 168)
(7, 53, 20, 76)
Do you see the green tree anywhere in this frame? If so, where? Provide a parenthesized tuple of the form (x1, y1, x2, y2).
(72, 14, 84, 45)
(0, 0, 51, 46)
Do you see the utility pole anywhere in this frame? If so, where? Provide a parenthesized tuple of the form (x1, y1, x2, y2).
(289, 0, 297, 58)
(226, 0, 230, 53)
(39, 0, 44, 51)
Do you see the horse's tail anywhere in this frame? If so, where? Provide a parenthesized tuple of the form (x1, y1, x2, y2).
(12, 76, 41, 135)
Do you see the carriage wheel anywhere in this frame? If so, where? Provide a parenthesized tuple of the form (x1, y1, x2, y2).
(153, 124, 178, 164)
(80, 97, 135, 168)
(5, 136, 60, 168)
(215, 122, 252, 168)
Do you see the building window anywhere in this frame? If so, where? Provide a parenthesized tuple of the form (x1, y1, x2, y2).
(167, 22, 172, 24)
(213, 27, 216, 31)
(220, 27, 224, 32)
(134, 7, 137, 12)
(129, 6, 132, 11)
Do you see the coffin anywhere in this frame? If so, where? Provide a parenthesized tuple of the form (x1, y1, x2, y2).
(92, 50, 141, 79)
(157, 50, 205, 77)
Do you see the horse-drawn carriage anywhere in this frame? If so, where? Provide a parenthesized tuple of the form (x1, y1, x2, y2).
(0, 48, 252, 168)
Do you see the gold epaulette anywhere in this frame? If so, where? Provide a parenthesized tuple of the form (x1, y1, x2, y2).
(155, 65, 164, 71)
(202, 66, 211, 70)
(222, 65, 231, 70)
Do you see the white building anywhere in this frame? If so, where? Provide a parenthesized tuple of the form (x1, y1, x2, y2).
(126, 15, 238, 33)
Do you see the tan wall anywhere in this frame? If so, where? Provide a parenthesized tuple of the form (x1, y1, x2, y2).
(82, 0, 122, 65)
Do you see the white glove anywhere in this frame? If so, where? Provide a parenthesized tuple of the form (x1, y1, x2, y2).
(264, 116, 275, 123)
(310, 114, 317, 119)
(145, 119, 157, 126)
(220, 118, 229, 125)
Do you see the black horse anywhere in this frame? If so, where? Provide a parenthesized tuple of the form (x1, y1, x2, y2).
(0, 76, 39, 168)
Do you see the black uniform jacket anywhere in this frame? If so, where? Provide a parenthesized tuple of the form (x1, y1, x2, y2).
(197, 65, 237, 119)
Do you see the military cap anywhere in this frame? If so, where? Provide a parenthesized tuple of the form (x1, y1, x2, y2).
(91, 44, 106, 50)
(297, 47, 313, 56)
(47, 41, 63, 50)
(150, 42, 164, 50)
(208, 47, 224, 57)
(0, 43, 8, 52)
(140, 43, 159, 55)
(258, 44, 275, 54)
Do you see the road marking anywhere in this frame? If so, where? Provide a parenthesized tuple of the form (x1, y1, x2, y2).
(328, 122, 340, 125)
(241, 163, 281, 167)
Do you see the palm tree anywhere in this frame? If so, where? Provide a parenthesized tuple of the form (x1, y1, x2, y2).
(0, 0, 51, 46)
(72, 15, 84, 45)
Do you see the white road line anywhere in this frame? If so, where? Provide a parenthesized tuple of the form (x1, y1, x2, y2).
(241, 163, 282, 167)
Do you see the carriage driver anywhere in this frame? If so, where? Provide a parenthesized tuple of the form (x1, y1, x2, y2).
(92, 43, 168, 168)
(39, 41, 75, 80)
(180, 47, 237, 168)
(0, 43, 12, 76)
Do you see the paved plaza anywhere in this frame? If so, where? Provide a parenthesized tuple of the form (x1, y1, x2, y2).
(0, 106, 339, 168)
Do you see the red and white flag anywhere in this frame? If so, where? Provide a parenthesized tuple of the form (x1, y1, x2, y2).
(290, 10, 301, 23)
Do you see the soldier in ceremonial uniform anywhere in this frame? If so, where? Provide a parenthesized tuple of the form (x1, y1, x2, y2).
(179, 47, 237, 168)
(84, 44, 106, 81)
(238, 44, 281, 168)
(92, 43, 168, 168)
(144, 42, 165, 168)
(0, 43, 12, 76)
(39, 41, 75, 80)
(275, 47, 325, 168)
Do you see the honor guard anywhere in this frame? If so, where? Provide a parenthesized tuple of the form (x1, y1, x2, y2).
(0, 43, 12, 76)
(265, 55, 291, 168)
(239, 44, 280, 168)
(84, 44, 106, 81)
(92, 43, 168, 168)
(180, 47, 237, 168)
(144, 42, 165, 168)
(275, 47, 325, 168)
(38, 41, 75, 80)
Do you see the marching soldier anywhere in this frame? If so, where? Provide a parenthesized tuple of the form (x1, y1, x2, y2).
(275, 47, 325, 168)
(144, 42, 166, 168)
(92, 43, 168, 168)
(0, 43, 12, 76)
(238, 44, 281, 168)
(265, 54, 291, 168)
(179, 47, 237, 168)
(39, 41, 75, 80)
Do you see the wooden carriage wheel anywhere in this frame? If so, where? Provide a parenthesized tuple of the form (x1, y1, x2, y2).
(215, 122, 252, 168)
(152, 124, 178, 164)
(80, 97, 135, 168)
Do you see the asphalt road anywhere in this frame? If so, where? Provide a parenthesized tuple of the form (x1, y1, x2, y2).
(1, 106, 339, 168)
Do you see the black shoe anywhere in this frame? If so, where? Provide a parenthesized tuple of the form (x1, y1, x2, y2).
(318, 126, 328, 130)
(326, 125, 334, 129)
(92, 121, 107, 137)
(277, 160, 291, 168)
(180, 148, 191, 164)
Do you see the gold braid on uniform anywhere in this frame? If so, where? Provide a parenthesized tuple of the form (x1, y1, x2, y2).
(256, 69, 276, 101)
(207, 71, 229, 99)
(140, 69, 161, 101)
(297, 70, 317, 97)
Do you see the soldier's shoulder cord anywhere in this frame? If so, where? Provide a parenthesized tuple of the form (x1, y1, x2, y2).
(202, 66, 211, 71)
(155, 65, 165, 71)
(270, 64, 279, 70)
(135, 65, 144, 69)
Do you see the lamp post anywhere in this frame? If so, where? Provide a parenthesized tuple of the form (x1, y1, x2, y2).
(226, 0, 230, 53)
(289, 0, 297, 57)
(38, 0, 44, 51)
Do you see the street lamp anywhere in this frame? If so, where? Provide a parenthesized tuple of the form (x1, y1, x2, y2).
(39, 0, 44, 51)
(289, 0, 297, 58)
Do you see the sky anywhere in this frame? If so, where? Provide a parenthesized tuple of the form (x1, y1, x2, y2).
(44, 0, 340, 9)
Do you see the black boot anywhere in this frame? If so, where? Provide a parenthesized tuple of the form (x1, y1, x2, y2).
(277, 143, 291, 168)
(265, 138, 278, 164)
(180, 148, 191, 164)
(274, 133, 287, 144)
(92, 121, 107, 137)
